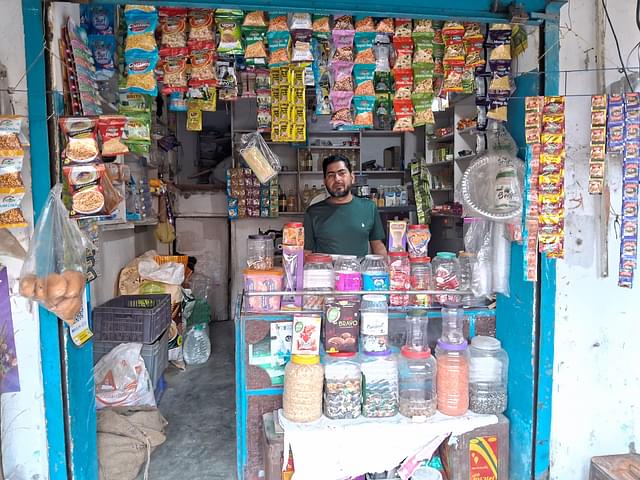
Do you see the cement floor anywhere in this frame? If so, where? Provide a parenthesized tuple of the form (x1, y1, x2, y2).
(149, 320, 236, 480)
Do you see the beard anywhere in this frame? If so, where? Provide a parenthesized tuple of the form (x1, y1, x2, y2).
(327, 183, 351, 198)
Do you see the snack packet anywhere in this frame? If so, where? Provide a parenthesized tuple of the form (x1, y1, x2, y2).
(354, 96, 375, 128)
(97, 116, 128, 157)
(60, 117, 99, 165)
(126, 54, 159, 96)
(189, 9, 216, 47)
(89, 35, 116, 81)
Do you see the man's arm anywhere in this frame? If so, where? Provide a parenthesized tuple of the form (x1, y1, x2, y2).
(369, 202, 387, 256)
(303, 210, 316, 254)
(370, 239, 387, 256)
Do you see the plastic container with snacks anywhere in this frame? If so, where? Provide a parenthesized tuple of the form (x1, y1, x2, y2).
(361, 254, 389, 292)
(360, 350, 398, 418)
(435, 339, 469, 416)
(283, 354, 324, 423)
(247, 234, 274, 270)
(360, 294, 389, 353)
(303, 254, 334, 310)
(407, 224, 431, 258)
(323, 352, 362, 419)
(410, 257, 432, 307)
(334, 255, 362, 292)
(388, 252, 410, 307)
(283, 222, 304, 247)
(243, 268, 284, 312)
(432, 252, 461, 306)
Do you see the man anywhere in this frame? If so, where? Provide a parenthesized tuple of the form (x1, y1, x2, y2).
(304, 154, 387, 257)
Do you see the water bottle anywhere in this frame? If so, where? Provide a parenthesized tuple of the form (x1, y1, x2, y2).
(183, 323, 211, 365)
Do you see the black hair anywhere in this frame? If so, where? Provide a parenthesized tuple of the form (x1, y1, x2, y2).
(322, 154, 352, 177)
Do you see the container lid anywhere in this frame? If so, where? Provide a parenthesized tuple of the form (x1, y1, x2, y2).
(410, 256, 431, 263)
(292, 354, 320, 365)
(364, 254, 385, 260)
(401, 345, 431, 359)
(408, 224, 429, 230)
(437, 339, 468, 351)
(362, 294, 387, 303)
(285, 222, 303, 228)
(243, 267, 284, 276)
(306, 254, 333, 263)
(248, 234, 272, 240)
(327, 352, 357, 358)
(471, 335, 502, 350)
(389, 251, 409, 257)
(363, 349, 392, 357)
(436, 252, 457, 259)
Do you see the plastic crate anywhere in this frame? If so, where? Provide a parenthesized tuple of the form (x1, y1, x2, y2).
(93, 294, 171, 343)
(93, 328, 169, 391)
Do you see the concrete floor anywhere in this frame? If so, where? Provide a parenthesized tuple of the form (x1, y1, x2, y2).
(149, 320, 236, 480)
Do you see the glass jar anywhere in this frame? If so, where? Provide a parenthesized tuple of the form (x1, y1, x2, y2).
(440, 306, 465, 345)
(361, 254, 389, 292)
(303, 254, 334, 310)
(399, 347, 437, 419)
(469, 336, 509, 414)
(407, 224, 431, 258)
(435, 340, 469, 416)
(410, 257, 432, 307)
(360, 294, 389, 353)
(389, 252, 410, 306)
(432, 252, 461, 306)
(283, 355, 324, 423)
(247, 234, 274, 270)
(334, 255, 362, 292)
(323, 352, 362, 419)
(360, 350, 398, 418)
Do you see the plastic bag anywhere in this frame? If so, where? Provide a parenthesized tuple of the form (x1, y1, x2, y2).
(138, 258, 185, 285)
(19, 184, 87, 324)
(238, 132, 281, 183)
(94, 343, 156, 409)
(463, 217, 493, 298)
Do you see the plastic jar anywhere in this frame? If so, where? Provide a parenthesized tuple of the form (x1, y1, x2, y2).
(410, 257, 432, 307)
(361, 254, 389, 292)
(435, 340, 469, 416)
(323, 352, 362, 419)
(432, 252, 461, 306)
(407, 224, 431, 258)
(469, 336, 508, 414)
(399, 346, 437, 419)
(360, 294, 389, 353)
(360, 350, 398, 418)
(388, 252, 410, 306)
(303, 254, 334, 310)
(334, 255, 362, 292)
(247, 234, 274, 270)
(283, 355, 324, 423)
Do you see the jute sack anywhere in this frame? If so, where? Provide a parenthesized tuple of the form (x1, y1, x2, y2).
(97, 407, 168, 480)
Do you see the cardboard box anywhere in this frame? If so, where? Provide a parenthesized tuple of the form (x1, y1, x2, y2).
(261, 411, 284, 480)
(589, 453, 640, 480)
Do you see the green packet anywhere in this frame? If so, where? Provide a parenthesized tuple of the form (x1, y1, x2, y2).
(354, 31, 376, 53)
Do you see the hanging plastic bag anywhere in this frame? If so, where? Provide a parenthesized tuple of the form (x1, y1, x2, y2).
(19, 184, 87, 324)
(94, 343, 156, 409)
(463, 217, 493, 298)
(238, 131, 281, 183)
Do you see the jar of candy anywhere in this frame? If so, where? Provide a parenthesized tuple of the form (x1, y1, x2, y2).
(247, 234, 274, 270)
(435, 340, 469, 416)
(323, 352, 362, 419)
(410, 257, 432, 307)
(334, 255, 362, 292)
(469, 336, 508, 414)
(283, 355, 324, 423)
(407, 224, 431, 258)
(388, 252, 410, 306)
(303, 254, 334, 310)
(360, 350, 398, 418)
(432, 252, 461, 306)
(360, 294, 389, 353)
(361, 254, 389, 292)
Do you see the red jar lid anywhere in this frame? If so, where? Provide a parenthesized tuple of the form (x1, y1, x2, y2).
(306, 253, 332, 263)
(401, 345, 432, 359)
(408, 224, 429, 230)
(409, 256, 431, 263)
(285, 222, 303, 228)
(389, 251, 409, 257)
(327, 352, 357, 358)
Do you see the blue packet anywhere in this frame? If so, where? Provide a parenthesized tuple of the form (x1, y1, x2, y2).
(89, 35, 116, 81)
(82, 5, 115, 35)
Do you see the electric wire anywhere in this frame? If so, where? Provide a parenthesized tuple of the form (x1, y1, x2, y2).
(601, 0, 633, 90)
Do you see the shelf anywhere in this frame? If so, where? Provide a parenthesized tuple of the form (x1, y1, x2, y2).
(132, 218, 158, 227)
(456, 127, 478, 135)
(359, 170, 406, 176)
(378, 206, 416, 213)
(431, 212, 462, 218)
(426, 160, 454, 168)
(429, 133, 454, 143)
(431, 188, 453, 192)
(361, 130, 405, 136)
(455, 154, 477, 162)
(99, 222, 134, 232)
(302, 145, 360, 150)
(279, 171, 299, 175)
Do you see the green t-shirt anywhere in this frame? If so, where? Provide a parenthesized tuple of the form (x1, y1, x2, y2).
(303, 196, 385, 257)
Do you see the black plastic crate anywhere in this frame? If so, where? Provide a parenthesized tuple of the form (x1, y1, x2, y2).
(93, 294, 171, 343)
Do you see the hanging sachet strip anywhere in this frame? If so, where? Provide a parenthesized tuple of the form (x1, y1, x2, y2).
(523, 96, 543, 281)
(588, 95, 607, 194)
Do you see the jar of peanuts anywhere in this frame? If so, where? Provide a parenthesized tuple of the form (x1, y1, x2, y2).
(283, 355, 324, 423)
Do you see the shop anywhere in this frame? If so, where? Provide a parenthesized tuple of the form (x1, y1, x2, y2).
(8, 0, 637, 478)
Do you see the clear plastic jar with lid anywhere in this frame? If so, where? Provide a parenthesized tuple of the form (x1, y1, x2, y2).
(283, 355, 324, 423)
(435, 340, 469, 416)
(469, 336, 508, 414)
(389, 252, 410, 306)
(247, 234, 274, 270)
(399, 347, 437, 419)
(360, 294, 389, 353)
(361, 254, 389, 292)
(334, 255, 362, 292)
(458, 251, 483, 306)
(303, 254, 334, 310)
(360, 350, 398, 418)
(410, 257, 432, 307)
(323, 352, 362, 419)
(432, 252, 461, 306)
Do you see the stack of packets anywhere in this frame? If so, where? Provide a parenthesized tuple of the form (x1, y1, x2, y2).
(270, 65, 306, 142)
(588, 95, 608, 194)
(117, 92, 153, 154)
(485, 24, 513, 122)
(619, 93, 640, 288)
(282, 222, 305, 309)
(123, 6, 160, 97)
(441, 21, 484, 96)
(391, 19, 415, 132)
(80, 5, 117, 82)
(0, 117, 28, 229)
(311, 16, 331, 115)
(329, 15, 356, 129)
(226, 167, 279, 219)
(410, 157, 434, 225)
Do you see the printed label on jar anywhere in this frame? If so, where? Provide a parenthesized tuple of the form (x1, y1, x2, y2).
(303, 269, 335, 289)
(336, 271, 362, 291)
(360, 311, 388, 335)
(362, 273, 390, 291)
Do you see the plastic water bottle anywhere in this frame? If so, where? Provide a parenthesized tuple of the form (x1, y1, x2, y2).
(183, 324, 211, 365)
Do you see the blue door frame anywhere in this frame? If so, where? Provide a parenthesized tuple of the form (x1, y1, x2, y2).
(22, 0, 563, 477)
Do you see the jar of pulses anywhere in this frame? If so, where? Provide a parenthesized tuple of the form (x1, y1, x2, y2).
(388, 251, 410, 306)
(323, 352, 362, 419)
(283, 355, 324, 423)
(303, 254, 334, 310)
(435, 339, 469, 416)
(360, 350, 398, 418)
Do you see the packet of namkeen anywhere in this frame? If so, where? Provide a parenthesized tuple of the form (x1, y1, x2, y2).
(238, 132, 281, 184)
(97, 116, 129, 157)
(60, 117, 100, 164)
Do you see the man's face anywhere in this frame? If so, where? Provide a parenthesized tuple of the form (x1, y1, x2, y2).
(324, 160, 353, 198)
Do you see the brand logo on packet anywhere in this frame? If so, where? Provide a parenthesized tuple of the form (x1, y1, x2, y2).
(129, 21, 150, 33)
(129, 60, 150, 72)
(469, 435, 498, 480)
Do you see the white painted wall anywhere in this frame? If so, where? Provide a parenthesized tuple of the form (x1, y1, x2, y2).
(0, 0, 49, 478)
(550, 0, 640, 478)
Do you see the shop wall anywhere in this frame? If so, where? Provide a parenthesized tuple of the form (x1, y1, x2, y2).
(550, 0, 640, 477)
(0, 0, 49, 478)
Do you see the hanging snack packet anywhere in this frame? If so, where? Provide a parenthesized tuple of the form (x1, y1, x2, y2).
(81, 5, 115, 35)
(413, 19, 434, 35)
(60, 117, 99, 165)
(125, 14, 158, 56)
(243, 11, 267, 29)
(413, 93, 435, 126)
(488, 23, 512, 46)
(443, 21, 465, 45)
(159, 8, 188, 49)
(97, 115, 128, 157)
(413, 66, 434, 94)
(126, 54, 159, 96)
(289, 12, 312, 31)
(63, 164, 123, 218)
(218, 12, 244, 55)
(354, 95, 375, 128)
(0, 117, 23, 159)
(333, 15, 354, 31)
(291, 30, 313, 62)
(122, 113, 151, 154)
(331, 30, 355, 63)
(218, 62, 239, 100)
(355, 16, 375, 32)
(330, 91, 354, 127)
(89, 35, 116, 81)
(374, 70, 393, 94)
(355, 32, 376, 60)
(377, 18, 394, 34)
(188, 9, 215, 48)
(268, 14, 289, 32)
(393, 68, 414, 92)
(245, 32, 268, 65)
(312, 15, 330, 39)
(374, 94, 393, 130)
(267, 31, 291, 67)
(354, 64, 376, 96)
(189, 49, 218, 87)
(393, 99, 414, 132)
(161, 56, 189, 94)
(0, 156, 23, 176)
(124, 5, 156, 15)
(331, 62, 354, 92)
(395, 19, 412, 38)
